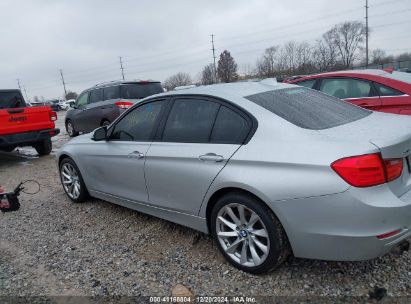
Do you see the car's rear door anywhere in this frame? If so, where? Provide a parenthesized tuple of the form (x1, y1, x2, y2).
(318, 77, 382, 111)
(80, 99, 166, 203)
(144, 96, 252, 215)
(373, 82, 411, 114)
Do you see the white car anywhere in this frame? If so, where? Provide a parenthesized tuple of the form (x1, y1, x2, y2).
(59, 99, 75, 110)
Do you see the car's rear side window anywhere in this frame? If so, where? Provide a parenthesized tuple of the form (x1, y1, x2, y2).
(374, 83, 404, 96)
(245, 88, 371, 130)
(89, 88, 103, 103)
(211, 106, 250, 144)
(162, 98, 219, 143)
(0, 91, 24, 109)
(120, 83, 163, 99)
(103, 86, 119, 100)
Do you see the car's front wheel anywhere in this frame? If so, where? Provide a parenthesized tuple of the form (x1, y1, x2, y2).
(59, 158, 89, 203)
(211, 192, 289, 274)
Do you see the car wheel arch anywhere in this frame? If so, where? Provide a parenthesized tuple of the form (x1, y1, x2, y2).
(205, 187, 291, 249)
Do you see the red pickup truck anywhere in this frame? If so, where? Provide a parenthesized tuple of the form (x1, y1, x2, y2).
(0, 89, 60, 156)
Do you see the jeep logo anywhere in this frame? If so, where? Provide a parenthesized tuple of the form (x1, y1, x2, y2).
(9, 116, 27, 123)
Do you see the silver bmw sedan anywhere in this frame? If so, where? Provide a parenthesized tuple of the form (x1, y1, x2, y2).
(57, 79, 411, 274)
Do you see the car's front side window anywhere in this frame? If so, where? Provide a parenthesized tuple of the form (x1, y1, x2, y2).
(110, 100, 164, 142)
(162, 98, 220, 143)
(320, 78, 374, 99)
(76, 92, 89, 108)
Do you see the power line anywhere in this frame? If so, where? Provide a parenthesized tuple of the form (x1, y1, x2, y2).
(16, 79, 22, 91)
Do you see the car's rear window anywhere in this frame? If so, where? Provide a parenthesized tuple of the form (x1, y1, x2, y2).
(120, 83, 163, 99)
(0, 91, 24, 109)
(245, 87, 371, 130)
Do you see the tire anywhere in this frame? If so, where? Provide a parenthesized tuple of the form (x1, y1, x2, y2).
(59, 158, 89, 203)
(211, 192, 290, 274)
(66, 120, 78, 137)
(33, 138, 52, 156)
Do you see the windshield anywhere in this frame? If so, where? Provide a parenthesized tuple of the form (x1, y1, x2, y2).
(385, 71, 411, 84)
(0, 91, 25, 109)
(245, 87, 371, 130)
(120, 83, 163, 99)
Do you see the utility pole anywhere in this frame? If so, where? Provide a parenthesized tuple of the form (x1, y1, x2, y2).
(59, 69, 67, 99)
(23, 86, 29, 102)
(119, 56, 125, 80)
(211, 34, 217, 83)
(16, 79, 22, 90)
(365, 0, 369, 67)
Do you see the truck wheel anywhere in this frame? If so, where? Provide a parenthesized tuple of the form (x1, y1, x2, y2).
(66, 120, 78, 137)
(34, 138, 52, 156)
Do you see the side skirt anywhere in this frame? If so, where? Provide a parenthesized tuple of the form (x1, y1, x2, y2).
(89, 190, 209, 234)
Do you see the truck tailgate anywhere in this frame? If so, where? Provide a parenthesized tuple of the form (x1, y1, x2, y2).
(0, 106, 55, 136)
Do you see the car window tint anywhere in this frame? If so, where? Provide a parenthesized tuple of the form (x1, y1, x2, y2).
(296, 79, 316, 89)
(245, 88, 371, 130)
(103, 86, 119, 100)
(162, 98, 219, 143)
(374, 83, 404, 96)
(0, 91, 24, 109)
(110, 101, 164, 141)
(120, 83, 163, 99)
(211, 106, 249, 144)
(76, 93, 88, 108)
(320, 78, 373, 99)
(89, 89, 103, 103)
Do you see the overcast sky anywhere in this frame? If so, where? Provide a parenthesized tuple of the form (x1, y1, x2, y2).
(0, 0, 410, 100)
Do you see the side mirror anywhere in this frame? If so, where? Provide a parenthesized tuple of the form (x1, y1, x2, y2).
(70, 102, 75, 108)
(92, 126, 107, 141)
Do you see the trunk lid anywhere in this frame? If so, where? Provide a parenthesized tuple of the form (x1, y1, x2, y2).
(319, 111, 411, 197)
(0, 106, 55, 136)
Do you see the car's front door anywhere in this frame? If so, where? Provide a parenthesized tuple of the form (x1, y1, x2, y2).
(145, 96, 252, 215)
(318, 77, 382, 111)
(80, 100, 166, 203)
(72, 92, 90, 131)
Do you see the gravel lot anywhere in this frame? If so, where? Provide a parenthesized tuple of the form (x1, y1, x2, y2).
(1, 112, 411, 302)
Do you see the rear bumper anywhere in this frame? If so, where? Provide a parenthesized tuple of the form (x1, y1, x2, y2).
(271, 184, 411, 261)
(0, 128, 60, 148)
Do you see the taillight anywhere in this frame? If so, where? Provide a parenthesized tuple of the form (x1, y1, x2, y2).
(331, 153, 403, 188)
(50, 111, 57, 121)
(115, 101, 134, 109)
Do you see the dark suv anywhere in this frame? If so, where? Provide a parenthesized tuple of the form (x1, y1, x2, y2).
(65, 80, 163, 137)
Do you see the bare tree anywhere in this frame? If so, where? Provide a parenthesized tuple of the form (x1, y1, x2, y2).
(326, 21, 366, 68)
(217, 50, 238, 83)
(313, 30, 338, 72)
(201, 64, 216, 85)
(163, 72, 192, 91)
(370, 49, 387, 64)
(256, 46, 279, 77)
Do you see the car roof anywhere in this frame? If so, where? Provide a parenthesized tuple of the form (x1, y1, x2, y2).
(151, 79, 295, 101)
(93, 79, 160, 89)
(294, 69, 393, 81)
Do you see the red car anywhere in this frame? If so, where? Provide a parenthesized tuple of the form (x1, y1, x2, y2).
(284, 69, 411, 115)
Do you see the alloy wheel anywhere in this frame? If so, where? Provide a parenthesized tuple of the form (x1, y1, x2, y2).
(216, 203, 270, 267)
(67, 122, 74, 136)
(61, 163, 81, 199)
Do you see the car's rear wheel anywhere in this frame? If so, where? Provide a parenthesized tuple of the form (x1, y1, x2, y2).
(66, 120, 78, 137)
(211, 192, 289, 274)
(33, 138, 52, 156)
(59, 158, 89, 203)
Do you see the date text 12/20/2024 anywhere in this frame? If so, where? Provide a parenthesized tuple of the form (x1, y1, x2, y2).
(149, 296, 256, 303)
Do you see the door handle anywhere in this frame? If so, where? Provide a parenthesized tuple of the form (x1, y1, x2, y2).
(199, 153, 224, 162)
(128, 151, 145, 159)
